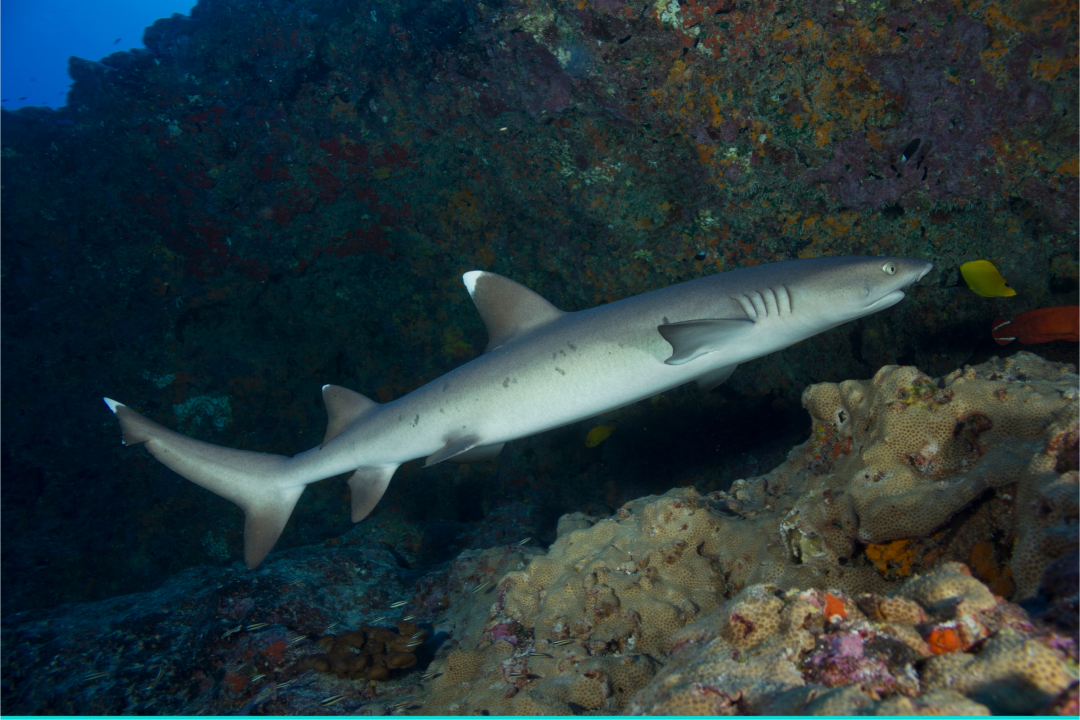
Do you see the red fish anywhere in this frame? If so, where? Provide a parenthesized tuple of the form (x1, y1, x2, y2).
(992, 306, 1079, 345)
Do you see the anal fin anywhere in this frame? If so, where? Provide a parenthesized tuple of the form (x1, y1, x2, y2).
(347, 465, 400, 522)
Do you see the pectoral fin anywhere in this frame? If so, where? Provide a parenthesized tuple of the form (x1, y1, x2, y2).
(658, 318, 754, 365)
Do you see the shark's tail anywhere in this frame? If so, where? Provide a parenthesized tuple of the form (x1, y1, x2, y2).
(102, 398, 305, 568)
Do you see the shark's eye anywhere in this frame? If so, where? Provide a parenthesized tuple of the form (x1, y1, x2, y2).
(882, 261, 897, 275)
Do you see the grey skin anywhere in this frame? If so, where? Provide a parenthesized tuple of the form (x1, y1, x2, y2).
(105, 255, 932, 568)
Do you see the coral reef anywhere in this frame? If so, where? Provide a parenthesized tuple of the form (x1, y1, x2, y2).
(781, 351, 1078, 601)
(627, 564, 1076, 715)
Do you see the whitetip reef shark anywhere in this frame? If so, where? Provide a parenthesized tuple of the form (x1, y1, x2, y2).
(104, 256, 932, 568)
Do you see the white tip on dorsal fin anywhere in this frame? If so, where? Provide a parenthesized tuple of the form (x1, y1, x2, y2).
(321, 385, 380, 447)
(103, 397, 124, 414)
(462, 271, 565, 352)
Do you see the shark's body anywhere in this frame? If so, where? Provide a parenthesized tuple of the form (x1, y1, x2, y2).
(105, 256, 932, 567)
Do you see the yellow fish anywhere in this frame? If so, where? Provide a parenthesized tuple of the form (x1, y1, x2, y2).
(959, 260, 1016, 297)
(585, 424, 615, 447)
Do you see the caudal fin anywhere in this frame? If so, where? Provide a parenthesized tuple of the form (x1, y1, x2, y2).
(103, 398, 304, 568)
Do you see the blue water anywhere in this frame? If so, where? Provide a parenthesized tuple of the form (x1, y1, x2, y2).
(1, 0, 195, 110)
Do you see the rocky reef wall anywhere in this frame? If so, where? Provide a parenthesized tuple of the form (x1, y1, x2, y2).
(2, 0, 1077, 611)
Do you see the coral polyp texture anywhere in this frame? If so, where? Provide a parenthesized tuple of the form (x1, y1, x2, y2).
(781, 351, 1078, 601)
(643, 350, 1079, 602)
(627, 564, 1076, 715)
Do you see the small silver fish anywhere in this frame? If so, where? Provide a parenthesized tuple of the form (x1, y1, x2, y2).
(319, 694, 348, 706)
(143, 666, 164, 692)
(472, 581, 489, 594)
(389, 600, 408, 608)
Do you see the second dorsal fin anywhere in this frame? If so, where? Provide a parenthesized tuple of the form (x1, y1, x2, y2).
(321, 384, 380, 446)
(462, 271, 565, 352)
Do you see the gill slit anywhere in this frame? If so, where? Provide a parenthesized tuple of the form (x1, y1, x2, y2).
(732, 285, 792, 319)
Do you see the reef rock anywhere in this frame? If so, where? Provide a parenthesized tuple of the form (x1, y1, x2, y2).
(627, 563, 1076, 715)
(705, 351, 1077, 601)
(411, 353, 1078, 715)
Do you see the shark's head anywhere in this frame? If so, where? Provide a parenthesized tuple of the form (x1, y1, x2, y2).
(802, 256, 933, 327)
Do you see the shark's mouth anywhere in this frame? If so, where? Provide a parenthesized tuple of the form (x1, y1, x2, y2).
(864, 290, 905, 312)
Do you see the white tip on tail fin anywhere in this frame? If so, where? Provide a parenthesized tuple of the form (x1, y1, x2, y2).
(104, 402, 305, 568)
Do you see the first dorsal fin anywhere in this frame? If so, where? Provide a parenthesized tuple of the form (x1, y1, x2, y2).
(463, 271, 565, 352)
(321, 384, 379, 447)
